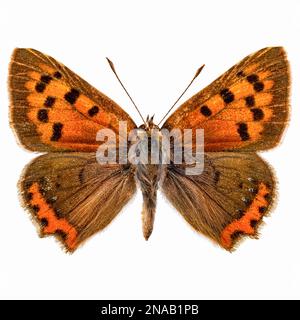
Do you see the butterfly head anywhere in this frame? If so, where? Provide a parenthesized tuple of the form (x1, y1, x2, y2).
(139, 114, 159, 133)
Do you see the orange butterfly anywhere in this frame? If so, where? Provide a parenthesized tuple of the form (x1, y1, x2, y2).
(9, 47, 289, 252)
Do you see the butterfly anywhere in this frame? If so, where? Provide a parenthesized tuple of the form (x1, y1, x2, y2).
(9, 47, 289, 252)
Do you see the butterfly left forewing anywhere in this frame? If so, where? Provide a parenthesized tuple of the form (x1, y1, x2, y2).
(9, 48, 136, 152)
(162, 153, 274, 250)
(21, 153, 136, 251)
(162, 47, 289, 152)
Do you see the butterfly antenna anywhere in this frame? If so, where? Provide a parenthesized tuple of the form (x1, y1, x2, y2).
(106, 58, 146, 125)
(157, 64, 205, 126)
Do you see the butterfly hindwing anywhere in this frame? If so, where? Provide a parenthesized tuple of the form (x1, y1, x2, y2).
(9, 48, 136, 152)
(21, 153, 136, 251)
(162, 47, 289, 152)
(161, 153, 274, 250)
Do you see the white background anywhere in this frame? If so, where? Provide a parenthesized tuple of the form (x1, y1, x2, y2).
(0, 0, 299, 299)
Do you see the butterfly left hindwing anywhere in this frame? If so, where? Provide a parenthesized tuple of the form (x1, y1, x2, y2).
(21, 153, 136, 251)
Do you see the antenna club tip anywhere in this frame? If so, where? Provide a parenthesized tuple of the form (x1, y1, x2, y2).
(106, 57, 115, 71)
(195, 64, 205, 78)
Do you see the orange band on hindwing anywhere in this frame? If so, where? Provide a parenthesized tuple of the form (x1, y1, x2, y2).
(27, 183, 77, 250)
(221, 183, 271, 250)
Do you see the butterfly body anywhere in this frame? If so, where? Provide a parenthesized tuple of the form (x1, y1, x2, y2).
(9, 47, 289, 252)
(135, 117, 165, 240)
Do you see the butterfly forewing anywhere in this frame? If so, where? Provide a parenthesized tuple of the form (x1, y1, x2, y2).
(9, 48, 136, 152)
(162, 47, 289, 152)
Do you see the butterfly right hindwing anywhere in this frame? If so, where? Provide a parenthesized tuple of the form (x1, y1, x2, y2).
(161, 152, 274, 250)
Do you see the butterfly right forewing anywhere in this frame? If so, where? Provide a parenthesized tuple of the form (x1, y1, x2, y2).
(162, 47, 289, 152)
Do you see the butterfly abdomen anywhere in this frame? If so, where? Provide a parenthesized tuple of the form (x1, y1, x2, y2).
(134, 127, 165, 240)
(136, 162, 164, 240)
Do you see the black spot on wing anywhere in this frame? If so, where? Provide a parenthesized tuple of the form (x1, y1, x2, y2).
(32, 205, 40, 212)
(50, 123, 63, 141)
(237, 123, 250, 141)
(37, 109, 49, 123)
(88, 106, 100, 117)
(259, 206, 267, 214)
(251, 108, 264, 121)
(254, 82, 264, 92)
(64, 89, 80, 104)
(245, 95, 255, 108)
(220, 88, 235, 104)
(40, 218, 49, 227)
(44, 96, 56, 108)
(214, 170, 220, 184)
(264, 193, 271, 202)
(40, 75, 52, 84)
(250, 219, 258, 229)
(53, 71, 62, 79)
(79, 168, 84, 184)
(247, 74, 259, 83)
(54, 208, 64, 219)
(35, 82, 46, 93)
(236, 209, 245, 219)
(200, 105, 212, 117)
